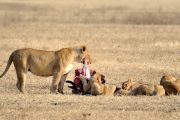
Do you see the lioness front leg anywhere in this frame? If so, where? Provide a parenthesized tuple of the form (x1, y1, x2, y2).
(51, 72, 62, 94)
(58, 73, 68, 94)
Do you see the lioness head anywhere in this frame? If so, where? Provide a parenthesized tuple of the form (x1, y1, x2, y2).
(91, 71, 106, 84)
(122, 79, 133, 90)
(76, 46, 92, 64)
(160, 75, 176, 82)
(160, 75, 179, 95)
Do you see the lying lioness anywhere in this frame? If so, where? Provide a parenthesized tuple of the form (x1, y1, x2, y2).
(160, 75, 180, 95)
(0, 46, 91, 94)
(121, 79, 165, 96)
(66, 71, 106, 95)
(89, 71, 117, 96)
(67, 71, 118, 96)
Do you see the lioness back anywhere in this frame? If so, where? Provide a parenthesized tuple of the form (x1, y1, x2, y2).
(13, 48, 57, 76)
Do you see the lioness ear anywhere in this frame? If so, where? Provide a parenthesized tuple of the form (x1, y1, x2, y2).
(82, 46, 87, 52)
(91, 71, 96, 76)
(101, 74, 105, 79)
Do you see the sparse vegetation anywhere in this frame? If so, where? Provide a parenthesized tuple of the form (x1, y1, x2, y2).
(0, 0, 180, 120)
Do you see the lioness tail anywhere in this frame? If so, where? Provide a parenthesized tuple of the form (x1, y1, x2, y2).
(0, 53, 13, 78)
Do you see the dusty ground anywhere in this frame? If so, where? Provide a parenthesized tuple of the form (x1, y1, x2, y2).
(0, 0, 180, 120)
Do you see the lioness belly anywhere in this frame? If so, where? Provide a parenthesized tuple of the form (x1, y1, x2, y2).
(29, 65, 53, 76)
(29, 54, 56, 76)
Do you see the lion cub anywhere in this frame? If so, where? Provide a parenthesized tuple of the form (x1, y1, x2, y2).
(121, 79, 165, 96)
(160, 75, 180, 95)
(88, 71, 116, 96)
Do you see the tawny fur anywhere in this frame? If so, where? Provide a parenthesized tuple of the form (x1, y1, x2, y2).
(153, 84, 165, 96)
(87, 72, 116, 96)
(121, 79, 165, 96)
(160, 75, 180, 95)
(0, 46, 91, 94)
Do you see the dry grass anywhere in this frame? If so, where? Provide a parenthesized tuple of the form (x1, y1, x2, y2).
(0, 0, 180, 120)
(0, 0, 180, 26)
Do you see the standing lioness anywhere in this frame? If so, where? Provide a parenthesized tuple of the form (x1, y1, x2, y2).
(0, 46, 91, 94)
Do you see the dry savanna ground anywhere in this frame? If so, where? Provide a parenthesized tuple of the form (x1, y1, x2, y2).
(0, 0, 180, 120)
